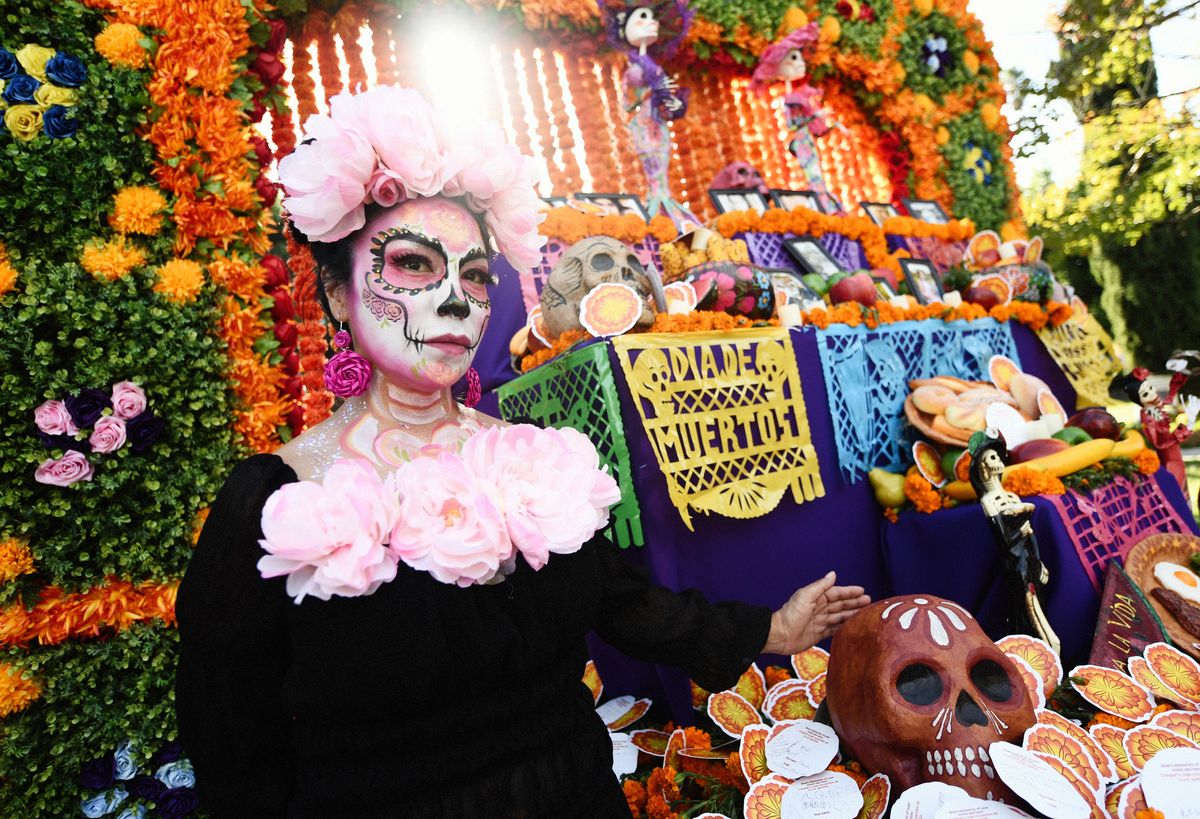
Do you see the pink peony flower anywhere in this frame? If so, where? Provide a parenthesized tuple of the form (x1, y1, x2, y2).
(278, 112, 376, 243)
(89, 416, 127, 453)
(258, 459, 401, 603)
(461, 425, 620, 571)
(109, 381, 147, 420)
(335, 86, 451, 198)
(34, 399, 77, 435)
(389, 452, 513, 587)
(34, 450, 94, 486)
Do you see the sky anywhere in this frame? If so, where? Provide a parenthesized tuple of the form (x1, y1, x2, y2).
(967, 0, 1200, 189)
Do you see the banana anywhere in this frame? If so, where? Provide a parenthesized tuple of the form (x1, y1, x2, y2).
(1108, 429, 1146, 460)
(1014, 438, 1115, 477)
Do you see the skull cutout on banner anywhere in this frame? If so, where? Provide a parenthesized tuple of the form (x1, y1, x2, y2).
(825, 595, 1035, 803)
(540, 237, 657, 338)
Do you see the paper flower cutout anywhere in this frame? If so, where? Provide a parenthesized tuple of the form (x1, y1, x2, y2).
(578, 282, 645, 338)
(1069, 664, 1157, 722)
(707, 690, 759, 738)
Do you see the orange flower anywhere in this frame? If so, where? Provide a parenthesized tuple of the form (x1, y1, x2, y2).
(1088, 711, 1137, 730)
(0, 539, 35, 583)
(764, 665, 792, 688)
(1133, 449, 1160, 475)
(682, 726, 712, 750)
(0, 580, 179, 648)
(94, 22, 147, 68)
(109, 185, 168, 235)
(0, 242, 16, 296)
(623, 778, 648, 816)
(153, 258, 205, 302)
(646, 766, 681, 819)
(904, 472, 942, 514)
(0, 662, 40, 718)
(81, 236, 146, 281)
(1002, 467, 1066, 497)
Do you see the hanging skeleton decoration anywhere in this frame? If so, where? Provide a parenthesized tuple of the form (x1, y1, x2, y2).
(825, 594, 1035, 802)
(540, 237, 659, 338)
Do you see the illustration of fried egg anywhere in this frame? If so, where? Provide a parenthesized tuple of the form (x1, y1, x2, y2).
(1154, 561, 1200, 604)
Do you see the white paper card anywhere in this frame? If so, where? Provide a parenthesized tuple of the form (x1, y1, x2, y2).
(988, 742, 1088, 819)
(779, 771, 863, 818)
(1141, 746, 1200, 818)
(764, 720, 840, 779)
(891, 782, 971, 819)
(595, 695, 635, 725)
(610, 732, 638, 778)
(935, 796, 1034, 818)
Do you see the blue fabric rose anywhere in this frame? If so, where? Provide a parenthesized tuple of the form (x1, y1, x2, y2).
(156, 787, 200, 819)
(0, 49, 17, 80)
(80, 787, 127, 818)
(43, 104, 77, 139)
(79, 754, 117, 790)
(154, 760, 195, 790)
(45, 52, 87, 88)
(2, 73, 40, 105)
(115, 806, 146, 819)
(113, 741, 138, 781)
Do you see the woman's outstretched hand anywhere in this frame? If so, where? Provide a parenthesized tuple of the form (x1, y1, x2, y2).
(763, 572, 871, 655)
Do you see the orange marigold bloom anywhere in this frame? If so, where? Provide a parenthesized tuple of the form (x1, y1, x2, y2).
(1133, 448, 1160, 475)
(764, 665, 792, 688)
(0, 538, 35, 583)
(81, 236, 146, 281)
(110, 185, 168, 235)
(623, 778, 648, 816)
(153, 258, 205, 302)
(682, 726, 712, 750)
(904, 472, 942, 514)
(1135, 810, 1165, 819)
(645, 766, 681, 819)
(0, 242, 16, 295)
(208, 253, 262, 300)
(1088, 711, 1136, 730)
(95, 22, 147, 68)
(0, 662, 41, 718)
(1002, 467, 1066, 497)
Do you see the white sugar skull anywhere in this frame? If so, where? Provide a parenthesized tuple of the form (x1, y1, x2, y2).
(540, 237, 655, 338)
(624, 6, 659, 49)
(778, 47, 807, 80)
(825, 594, 1035, 802)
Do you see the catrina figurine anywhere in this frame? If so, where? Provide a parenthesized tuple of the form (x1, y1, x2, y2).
(1116, 358, 1200, 492)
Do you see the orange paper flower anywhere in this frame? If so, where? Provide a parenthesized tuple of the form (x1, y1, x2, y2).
(0, 662, 41, 718)
(0, 539, 35, 583)
(81, 236, 146, 281)
(109, 185, 168, 235)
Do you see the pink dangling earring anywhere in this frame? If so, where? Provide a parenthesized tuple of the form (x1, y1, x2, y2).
(464, 366, 482, 409)
(323, 325, 372, 398)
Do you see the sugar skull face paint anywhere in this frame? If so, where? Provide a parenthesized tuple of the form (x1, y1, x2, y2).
(341, 197, 494, 393)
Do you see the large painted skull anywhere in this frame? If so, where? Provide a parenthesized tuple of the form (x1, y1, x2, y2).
(540, 237, 655, 338)
(825, 594, 1034, 802)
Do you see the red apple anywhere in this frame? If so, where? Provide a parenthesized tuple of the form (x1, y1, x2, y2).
(1010, 438, 1071, 463)
(829, 272, 878, 307)
(871, 267, 899, 291)
(962, 286, 1001, 311)
(1067, 408, 1121, 440)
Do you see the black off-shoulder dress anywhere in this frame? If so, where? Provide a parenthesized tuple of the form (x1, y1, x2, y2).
(175, 454, 772, 818)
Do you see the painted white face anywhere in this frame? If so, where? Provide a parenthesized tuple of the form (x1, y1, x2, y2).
(1138, 380, 1158, 406)
(779, 48, 807, 80)
(624, 7, 659, 48)
(338, 197, 493, 393)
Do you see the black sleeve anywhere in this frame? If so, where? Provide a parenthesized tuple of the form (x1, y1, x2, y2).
(591, 536, 773, 693)
(175, 455, 298, 817)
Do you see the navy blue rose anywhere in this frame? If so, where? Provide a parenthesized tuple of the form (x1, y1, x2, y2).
(126, 412, 165, 454)
(0, 49, 17, 80)
(43, 104, 77, 139)
(38, 431, 92, 454)
(156, 787, 200, 819)
(149, 741, 183, 769)
(126, 773, 164, 801)
(45, 52, 87, 88)
(78, 754, 117, 790)
(2, 73, 40, 105)
(65, 388, 112, 429)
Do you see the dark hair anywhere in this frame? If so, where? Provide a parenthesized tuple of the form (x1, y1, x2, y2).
(968, 437, 1009, 498)
(1115, 372, 1146, 404)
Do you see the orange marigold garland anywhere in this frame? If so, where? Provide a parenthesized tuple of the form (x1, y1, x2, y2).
(1003, 468, 1066, 497)
(312, 15, 343, 103)
(81, 236, 146, 282)
(543, 51, 582, 194)
(0, 581, 178, 649)
(333, 5, 369, 93)
(290, 29, 320, 129)
(0, 242, 16, 295)
(152, 259, 205, 303)
(904, 472, 942, 514)
(109, 185, 168, 235)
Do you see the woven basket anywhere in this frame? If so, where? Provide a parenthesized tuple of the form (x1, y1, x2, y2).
(1124, 532, 1200, 660)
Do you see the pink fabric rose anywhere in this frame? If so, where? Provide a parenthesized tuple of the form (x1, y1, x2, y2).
(323, 349, 372, 397)
(258, 459, 401, 603)
(462, 425, 620, 571)
(34, 399, 77, 435)
(389, 452, 513, 587)
(34, 450, 94, 486)
(278, 112, 376, 243)
(110, 381, 147, 420)
(367, 168, 408, 208)
(89, 416, 127, 454)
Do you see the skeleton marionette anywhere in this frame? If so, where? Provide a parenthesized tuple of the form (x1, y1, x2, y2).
(607, 1, 700, 230)
(967, 430, 1061, 656)
(1118, 358, 1200, 492)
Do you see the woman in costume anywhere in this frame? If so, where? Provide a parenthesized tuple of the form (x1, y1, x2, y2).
(175, 85, 870, 817)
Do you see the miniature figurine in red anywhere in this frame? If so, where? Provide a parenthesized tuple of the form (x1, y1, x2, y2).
(1119, 365, 1199, 491)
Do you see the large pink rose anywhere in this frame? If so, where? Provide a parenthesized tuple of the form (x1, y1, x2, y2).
(89, 416, 127, 454)
(389, 452, 513, 587)
(34, 399, 76, 435)
(278, 112, 376, 243)
(110, 381, 147, 420)
(337, 86, 451, 199)
(258, 459, 400, 603)
(34, 450, 94, 486)
(462, 425, 620, 571)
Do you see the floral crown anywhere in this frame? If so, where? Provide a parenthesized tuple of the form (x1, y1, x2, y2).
(277, 85, 546, 269)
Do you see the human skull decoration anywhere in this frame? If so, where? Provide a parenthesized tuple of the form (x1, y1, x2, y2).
(825, 594, 1034, 803)
(540, 237, 656, 338)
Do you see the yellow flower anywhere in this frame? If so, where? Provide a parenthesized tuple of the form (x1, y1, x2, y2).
(780, 7, 809, 34)
(110, 186, 168, 235)
(4, 105, 44, 142)
(0, 243, 16, 296)
(154, 259, 205, 302)
(81, 236, 146, 281)
(914, 0, 934, 15)
(820, 15, 841, 43)
(935, 126, 950, 145)
(980, 102, 1001, 130)
(962, 50, 980, 75)
(33, 83, 75, 107)
(15, 44, 55, 80)
(95, 23, 148, 69)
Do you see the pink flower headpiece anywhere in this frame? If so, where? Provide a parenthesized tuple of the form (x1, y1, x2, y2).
(750, 24, 820, 91)
(278, 85, 547, 270)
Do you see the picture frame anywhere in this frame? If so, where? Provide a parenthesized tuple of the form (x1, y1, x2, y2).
(709, 188, 770, 215)
(902, 198, 951, 224)
(825, 194, 844, 213)
(783, 236, 845, 280)
(860, 201, 901, 226)
(899, 258, 944, 305)
(769, 188, 824, 214)
(572, 193, 649, 219)
(540, 195, 568, 209)
(767, 268, 825, 310)
(871, 276, 897, 300)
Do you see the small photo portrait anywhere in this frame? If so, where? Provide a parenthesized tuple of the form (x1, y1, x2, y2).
(860, 201, 901, 226)
(899, 258, 944, 305)
(573, 193, 649, 219)
(769, 189, 824, 214)
(902, 198, 951, 224)
(768, 269, 824, 310)
(872, 276, 897, 300)
(710, 188, 770, 215)
(784, 236, 845, 280)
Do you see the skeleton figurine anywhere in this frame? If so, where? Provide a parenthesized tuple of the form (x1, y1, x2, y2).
(1117, 362, 1200, 492)
(968, 430, 1061, 655)
(826, 594, 1035, 802)
(540, 237, 659, 338)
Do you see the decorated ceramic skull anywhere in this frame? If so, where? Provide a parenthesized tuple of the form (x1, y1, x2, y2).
(825, 594, 1034, 802)
(540, 237, 655, 338)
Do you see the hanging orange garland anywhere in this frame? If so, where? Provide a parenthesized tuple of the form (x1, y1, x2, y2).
(0, 581, 178, 649)
(311, 13, 343, 103)
(290, 28, 320, 129)
(569, 53, 620, 193)
(369, 16, 395, 85)
(286, 229, 335, 432)
(333, 4, 369, 94)
(543, 51, 583, 194)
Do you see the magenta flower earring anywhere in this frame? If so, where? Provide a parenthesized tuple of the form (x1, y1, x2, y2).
(323, 325, 372, 398)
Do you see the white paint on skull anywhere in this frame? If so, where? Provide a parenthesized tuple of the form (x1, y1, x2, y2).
(899, 607, 919, 629)
(929, 610, 951, 646)
(938, 605, 969, 631)
(883, 601, 904, 620)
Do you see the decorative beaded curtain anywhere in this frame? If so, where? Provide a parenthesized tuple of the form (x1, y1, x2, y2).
(266, 7, 892, 223)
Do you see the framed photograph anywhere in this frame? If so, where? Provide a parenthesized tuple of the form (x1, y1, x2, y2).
(872, 276, 897, 300)
(540, 196, 568, 209)
(902, 198, 950, 224)
(899, 258, 944, 305)
(860, 201, 901, 226)
(769, 188, 824, 214)
(825, 194, 844, 213)
(767, 268, 824, 310)
(573, 193, 649, 219)
(709, 188, 770, 215)
(783, 236, 845, 281)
